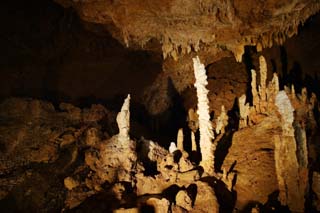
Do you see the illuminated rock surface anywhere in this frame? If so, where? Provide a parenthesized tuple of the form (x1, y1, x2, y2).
(0, 0, 320, 212)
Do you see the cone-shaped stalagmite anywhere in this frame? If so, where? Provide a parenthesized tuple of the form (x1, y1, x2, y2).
(116, 94, 131, 141)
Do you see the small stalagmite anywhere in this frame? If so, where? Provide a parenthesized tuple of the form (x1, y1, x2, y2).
(251, 69, 259, 111)
(258, 56, 268, 113)
(177, 128, 184, 151)
(215, 105, 228, 134)
(238, 94, 250, 128)
(169, 142, 178, 154)
(116, 94, 131, 141)
(191, 131, 197, 152)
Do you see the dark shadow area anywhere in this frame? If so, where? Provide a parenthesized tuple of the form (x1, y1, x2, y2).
(287, 61, 303, 93)
(0, 0, 162, 107)
(162, 184, 180, 203)
(140, 204, 155, 213)
(241, 201, 263, 213)
(142, 77, 188, 147)
(242, 46, 256, 106)
(66, 191, 120, 213)
(0, 0, 195, 149)
(186, 184, 198, 207)
(261, 191, 290, 213)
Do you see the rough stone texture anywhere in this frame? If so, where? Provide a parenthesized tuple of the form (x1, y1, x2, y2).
(191, 181, 219, 213)
(215, 105, 228, 134)
(54, 0, 320, 62)
(274, 91, 306, 212)
(85, 136, 137, 184)
(313, 172, 320, 211)
(176, 190, 192, 211)
(64, 177, 80, 190)
(145, 197, 170, 213)
(0, 97, 114, 211)
(223, 116, 280, 210)
(113, 208, 139, 213)
(1, 3, 320, 208)
(222, 55, 315, 211)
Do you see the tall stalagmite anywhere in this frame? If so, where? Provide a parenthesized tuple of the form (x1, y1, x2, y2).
(193, 56, 215, 175)
(274, 91, 305, 212)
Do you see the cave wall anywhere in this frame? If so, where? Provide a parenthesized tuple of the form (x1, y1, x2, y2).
(1, 0, 320, 145)
(0, 0, 162, 107)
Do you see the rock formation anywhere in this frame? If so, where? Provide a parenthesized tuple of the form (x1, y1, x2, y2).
(215, 105, 228, 135)
(54, 0, 320, 62)
(223, 55, 316, 212)
(313, 172, 320, 211)
(1, 0, 320, 211)
(193, 56, 215, 175)
(0, 51, 319, 211)
(117, 94, 131, 141)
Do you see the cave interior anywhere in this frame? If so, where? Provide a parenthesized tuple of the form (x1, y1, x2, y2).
(0, 0, 320, 212)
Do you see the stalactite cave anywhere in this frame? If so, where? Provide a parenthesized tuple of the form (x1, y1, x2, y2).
(1, 0, 320, 212)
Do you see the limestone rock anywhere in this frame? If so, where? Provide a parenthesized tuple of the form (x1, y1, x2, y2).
(176, 190, 192, 211)
(85, 136, 137, 184)
(113, 208, 139, 213)
(313, 172, 320, 211)
(140, 138, 169, 163)
(85, 127, 101, 147)
(223, 116, 280, 210)
(59, 103, 82, 121)
(191, 181, 219, 213)
(178, 157, 194, 173)
(238, 94, 250, 128)
(82, 104, 108, 123)
(60, 134, 76, 147)
(135, 174, 172, 196)
(187, 108, 199, 132)
(215, 105, 228, 134)
(64, 177, 80, 190)
(145, 197, 170, 213)
(54, 0, 320, 62)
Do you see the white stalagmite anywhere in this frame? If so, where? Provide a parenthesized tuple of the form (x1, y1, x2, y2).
(169, 142, 178, 154)
(275, 91, 294, 136)
(116, 94, 131, 141)
(193, 56, 215, 175)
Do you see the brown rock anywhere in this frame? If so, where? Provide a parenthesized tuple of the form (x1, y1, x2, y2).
(64, 177, 80, 190)
(176, 190, 192, 211)
(223, 116, 280, 210)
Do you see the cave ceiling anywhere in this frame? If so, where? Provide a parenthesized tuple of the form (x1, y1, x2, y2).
(54, 0, 320, 62)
